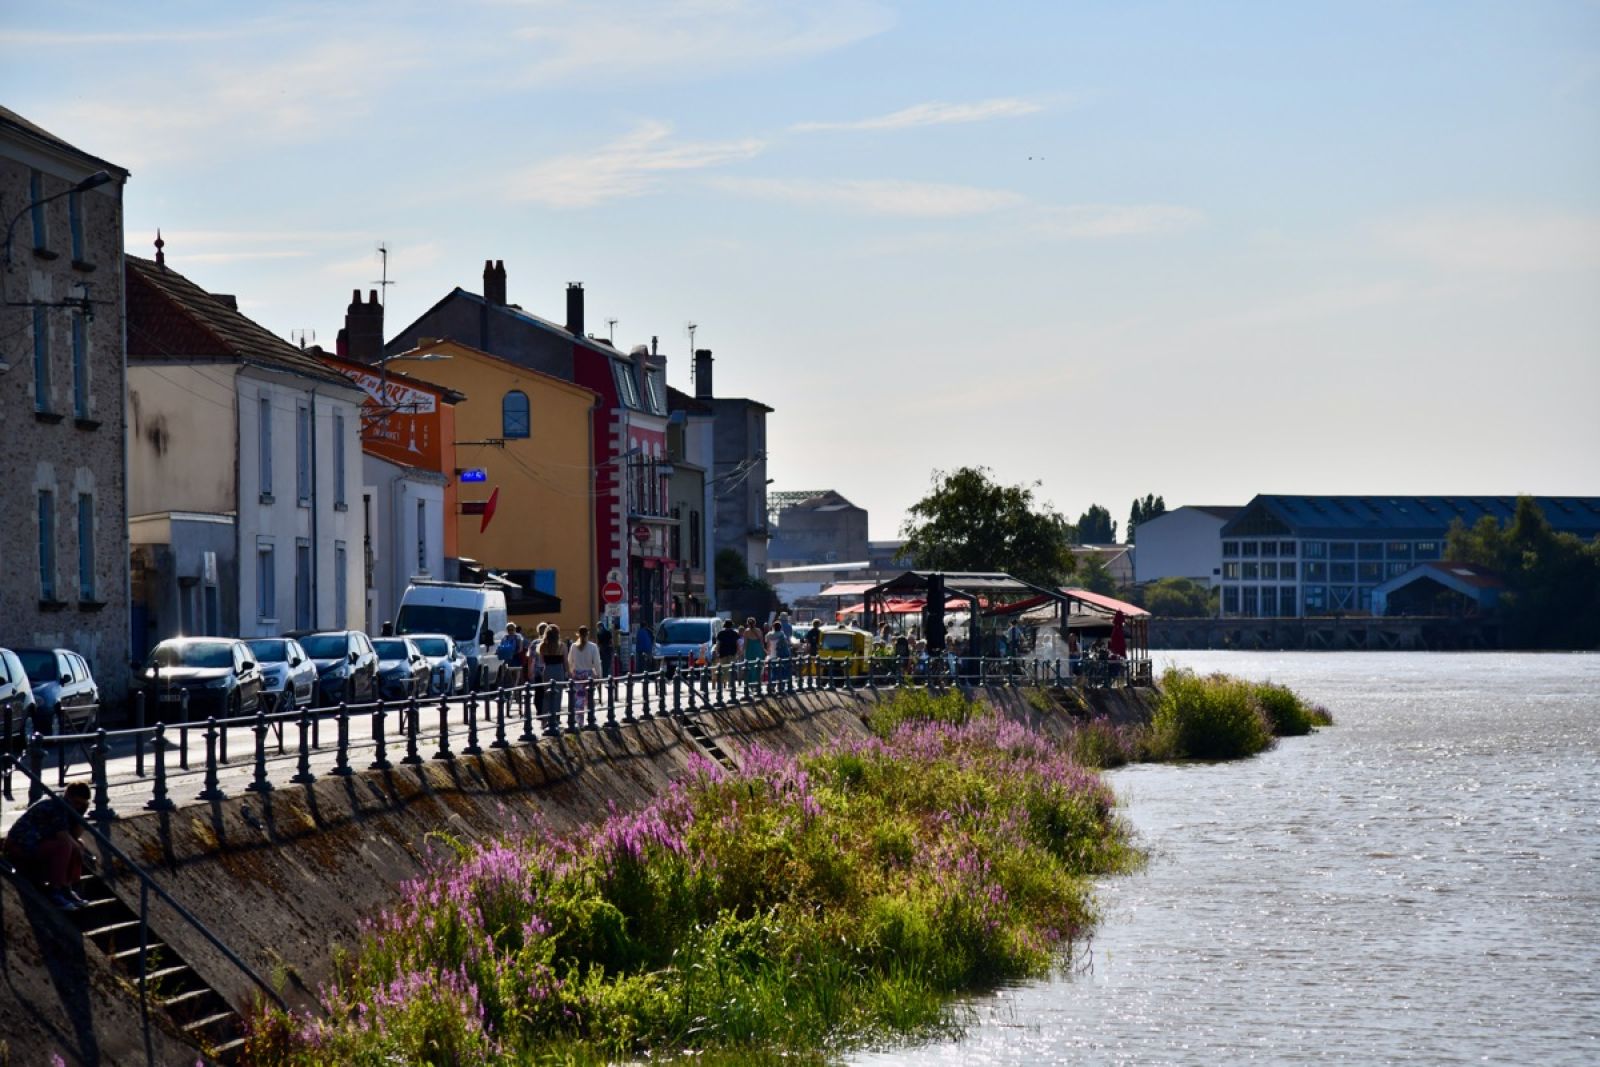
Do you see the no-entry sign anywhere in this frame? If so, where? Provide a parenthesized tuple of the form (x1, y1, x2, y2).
(601, 580, 624, 604)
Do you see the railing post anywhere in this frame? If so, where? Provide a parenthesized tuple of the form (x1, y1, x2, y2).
(247, 710, 274, 793)
(672, 671, 683, 718)
(370, 698, 393, 770)
(90, 728, 116, 823)
(27, 734, 45, 805)
(218, 705, 230, 764)
(463, 692, 483, 755)
(178, 689, 191, 771)
(492, 687, 510, 748)
(605, 676, 617, 729)
(290, 708, 315, 785)
(624, 672, 635, 722)
(134, 691, 147, 777)
(640, 672, 652, 721)
(518, 683, 535, 744)
(583, 675, 598, 731)
(146, 724, 176, 811)
(433, 694, 454, 760)
(197, 717, 224, 801)
(402, 696, 423, 765)
(331, 702, 353, 777)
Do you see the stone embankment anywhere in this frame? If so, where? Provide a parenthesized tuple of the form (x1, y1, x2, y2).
(0, 683, 1156, 1066)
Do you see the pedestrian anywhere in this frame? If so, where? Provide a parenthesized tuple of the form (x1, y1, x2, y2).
(595, 619, 614, 678)
(537, 626, 566, 721)
(779, 611, 794, 645)
(741, 617, 766, 684)
(805, 618, 822, 656)
(715, 617, 741, 683)
(635, 620, 656, 674)
(767, 620, 793, 689)
(4, 782, 92, 910)
(567, 626, 603, 716)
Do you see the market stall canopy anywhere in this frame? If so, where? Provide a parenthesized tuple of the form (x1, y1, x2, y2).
(818, 581, 877, 597)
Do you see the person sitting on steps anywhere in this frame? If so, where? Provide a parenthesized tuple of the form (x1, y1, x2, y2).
(4, 781, 93, 910)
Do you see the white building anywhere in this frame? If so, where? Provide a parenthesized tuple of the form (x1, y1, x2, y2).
(1132, 506, 1243, 588)
(361, 454, 447, 634)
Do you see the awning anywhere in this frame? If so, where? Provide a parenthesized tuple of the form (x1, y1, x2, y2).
(1060, 587, 1149, 618)
(819, 581, 877, 597)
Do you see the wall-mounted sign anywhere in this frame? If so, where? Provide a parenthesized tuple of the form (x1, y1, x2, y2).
(459, 468, 488, 483)
(633, 524, 651, 544)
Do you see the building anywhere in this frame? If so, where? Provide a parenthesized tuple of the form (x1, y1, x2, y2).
(365, 338, 597, 635)
(768, 490, 869, 568)
(1071, 545, 1135, 590)
(1372, 562, 1503, 618)
(0, 108, 132, 704)
(693, 348, 773, 585)
(666, 387, 714, 616)
(125, 249, 365, 649)
(1132, 505, 1243, 587)
(1218, 495, 1600, 618)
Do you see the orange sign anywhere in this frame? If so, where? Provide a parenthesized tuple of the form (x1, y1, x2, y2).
(340, 365, 445, 470)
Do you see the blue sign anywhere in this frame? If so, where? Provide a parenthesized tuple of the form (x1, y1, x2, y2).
(459, 468, 488, 483)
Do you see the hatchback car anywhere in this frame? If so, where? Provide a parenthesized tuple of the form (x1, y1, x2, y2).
(298, 630, 379, 706)
(139, 638, 263, 720)
(247, 638, 317, 713)
(654, 617, 722, 673)
(406, 633, 469, 696)
(13, 648, 100, 734)
(373, 637, 431, 700)
(0, 648, 39, 745)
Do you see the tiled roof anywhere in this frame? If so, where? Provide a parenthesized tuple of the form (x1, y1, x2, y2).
(667, 386, 712, 414)
(1224, 495, 1600, 539)
(126, 256, 350, 386)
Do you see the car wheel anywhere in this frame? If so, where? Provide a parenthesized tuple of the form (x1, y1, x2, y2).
(228, 691, 242, 719)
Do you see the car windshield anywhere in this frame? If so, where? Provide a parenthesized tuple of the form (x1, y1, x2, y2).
(149, 642, 235, 669)
(821, 633, 858, 652)
(396, 604, 480, 642)
(412, 637, 450, 657)
(298, 635, 348, 659)
(16, 650, 58, 685)
(248, 639, 289, 663)
(373, 640, 408, 660)
(657, 621, 712, 645)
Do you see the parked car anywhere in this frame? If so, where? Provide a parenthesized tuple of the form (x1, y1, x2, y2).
(0, 648, 39, 744)
(654, 617, 722, 672)
(373, 637, 430, 700)
(394, 580, 508, 690)
(138, 638, 263, 720)
(407, 633, 470, 696)
(247, 638, 317, 713)
(13, 648, 100, 734)
(298, 630, 379, 706)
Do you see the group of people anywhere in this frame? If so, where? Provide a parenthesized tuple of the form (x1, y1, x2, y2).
(713, 614, 814, 686)
(494, 621, 606, 715)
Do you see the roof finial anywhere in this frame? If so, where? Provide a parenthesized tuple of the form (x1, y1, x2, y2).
(154, 229, 165, 268)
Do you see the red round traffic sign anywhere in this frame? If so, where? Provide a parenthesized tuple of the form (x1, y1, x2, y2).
(633, 524, 650, 544)
(601, 580, 624, 604)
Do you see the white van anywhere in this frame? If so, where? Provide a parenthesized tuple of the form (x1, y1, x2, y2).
(394, 581, 509, 690)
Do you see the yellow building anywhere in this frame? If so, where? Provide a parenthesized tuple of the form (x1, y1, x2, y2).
(394, 339, 597, 635)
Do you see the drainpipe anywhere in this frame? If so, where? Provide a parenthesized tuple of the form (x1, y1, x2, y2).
(309, 389, 319, 630)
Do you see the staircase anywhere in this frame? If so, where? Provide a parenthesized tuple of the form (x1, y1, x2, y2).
(678, 714, 737, 772)
(69, 871, 248, 1064)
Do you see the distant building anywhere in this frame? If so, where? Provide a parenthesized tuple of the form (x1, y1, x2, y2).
(1372, 562, 1503, 618)
(868, 540, 913, 571)
(0, 107, 132, 704)
(769, 490, 868, 567)
(1071, 545, 1135, 590)
(1133, 505, 1243, 588)
(1219, 495, 1600, 618)
(666, 387, 714, 616)
(693, 348, 773, 584)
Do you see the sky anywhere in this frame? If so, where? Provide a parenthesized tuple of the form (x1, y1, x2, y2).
(6, 1, 1598, 540)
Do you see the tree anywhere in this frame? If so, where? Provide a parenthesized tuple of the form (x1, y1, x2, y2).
(1446, 496, 1600, 649)
(1075, 504, 1117, 545)
(1139, 577, 1214, 617)
(1126, 494, 1167, 544)
(901, 467, 1075, 588)
(1076, 554, 1118, 595)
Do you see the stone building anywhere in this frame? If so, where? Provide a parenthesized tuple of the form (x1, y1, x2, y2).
(0, 107, 132, 706)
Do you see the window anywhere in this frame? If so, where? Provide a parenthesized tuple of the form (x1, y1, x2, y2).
(295, 539, 312, 630)
(1358, 562, 1382, 583)
(38, 490, 56, 601)
(1261, 562, 1277, 580)
(1261, 586, 1278, 617)
(1386, 561, 1411, 578)
(1303, 561, 1327, 581)
(334, 541, 348, 628)
(1222, 541, 1239, 558)
(1358, 542, 1383, 561)
(1415, 541, 1442, 560)
(1241, 541, 1259, 557)
(611, 361, 641, 408)
(1331, 562, 1355, 583)
(1242, 587, 1259, 616)
(1242, 562, 1259, 580)
(72, 315, 88, 418)
(29, 170, 46, 251)
(1330, 542, 1355, 560)
(502, 390, 530, 438)
(77, 493, 95, 600)
(69, 190, 84, 262)
(1280, 587, 1297, 617)
(1280, 562, 1297, 580)
(259, 396, 273, 498)
(1280, 542, 1297, 557)
(296, 404, 311, 504)
(416, 500, 427, 573)
(1330, 586, 1355, 612)
(33, 306, 50, 411)
(689, 510, 701, 568)
(1260, 541, 1278, 558)
(1222, 561, 1241, 580)
(333, 410, 347, 507)
(1223, 587, 1239, 614)
(1303, 585, 1326, 613)
(258, 540, 276, 620)
(1303, 542, 1327, 559)
(1387, 542, 1412, 561)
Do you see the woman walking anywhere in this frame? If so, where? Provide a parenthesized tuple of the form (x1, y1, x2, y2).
(741, 616, 766, 685)
(567, 625, 603, 718)
(537, 626, 566, 723)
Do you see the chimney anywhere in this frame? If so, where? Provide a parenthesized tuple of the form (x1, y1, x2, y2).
(565, 282, 584, 338)
(694, 348, 714, 400)
(343, 288, 385, 364)
(212, 294, 238, 311)
(483, 259, 506, 306)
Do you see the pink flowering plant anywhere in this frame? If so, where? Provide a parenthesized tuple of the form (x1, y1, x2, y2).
(248, 693, 1137, 1064)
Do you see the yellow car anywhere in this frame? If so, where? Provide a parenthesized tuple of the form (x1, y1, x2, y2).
(814, 626, 876, 679)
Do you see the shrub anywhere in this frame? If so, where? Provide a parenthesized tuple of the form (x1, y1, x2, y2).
(1149, 669, 1274, 760)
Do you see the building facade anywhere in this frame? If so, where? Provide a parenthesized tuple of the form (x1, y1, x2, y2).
(1, 107, 132, 704)
(768, 489, 869, 567)
(693, 348, 773, 583)
(1132, 505, 1242, 588)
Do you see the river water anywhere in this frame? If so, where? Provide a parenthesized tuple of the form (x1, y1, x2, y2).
(853, 652, 1600, 1066)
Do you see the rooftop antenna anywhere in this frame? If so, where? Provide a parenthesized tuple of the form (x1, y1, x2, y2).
(372, 241, 396, 307)
(606, 317, 618, 342)
(291, 328, 316, 349)
(686, 321, 698, 385)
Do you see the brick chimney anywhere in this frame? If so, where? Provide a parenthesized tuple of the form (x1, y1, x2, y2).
(483, 259, 506, 306)
(565, 282, 584, 338)
(343, 288, 385, 364)
(694, 348, 714, 400)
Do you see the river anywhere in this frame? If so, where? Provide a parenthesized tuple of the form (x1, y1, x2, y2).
(853, 652, 1600, 1066)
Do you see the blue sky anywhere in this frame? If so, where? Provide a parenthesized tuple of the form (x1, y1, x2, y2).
(6, 1, 1598, 538)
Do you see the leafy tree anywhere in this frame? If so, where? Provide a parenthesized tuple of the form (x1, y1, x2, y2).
(1126, 494, 1167, 544)
(1076, 554, 1118, 595)
(715, 548, 772, 592)
(1075, 504, 1117, 545)
(1139, 577, 1214, 617)
(901, 467, 1075, 588)
(1446, 497, 1600, 649)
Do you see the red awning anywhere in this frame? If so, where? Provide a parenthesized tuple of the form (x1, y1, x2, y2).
(1060, 588, 1149, 618)
(819, 581, 876, 597)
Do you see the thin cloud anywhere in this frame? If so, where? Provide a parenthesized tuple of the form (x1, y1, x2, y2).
(793, 98, 1043, 133)
(711, 177, 1025, 217)
(1034, 204, 1206, 239)
(1377, 209, 1600, 273)
(511, 121, 765, 208)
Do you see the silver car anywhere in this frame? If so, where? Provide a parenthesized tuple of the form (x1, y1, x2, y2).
(247, 638, 316, 713)
(407, 633, 470, 696)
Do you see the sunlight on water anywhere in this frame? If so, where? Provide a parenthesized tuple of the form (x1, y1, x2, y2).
(853, 652, 1600, 1066)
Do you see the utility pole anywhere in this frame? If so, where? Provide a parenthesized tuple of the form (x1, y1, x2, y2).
(373, 242, 396, 306)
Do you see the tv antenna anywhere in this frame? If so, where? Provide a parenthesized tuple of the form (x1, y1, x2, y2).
(606, 317, 618, 342)
(686, 322, 699, 385)
(291, 328, 317, 349)
(372, 242, 396, 306)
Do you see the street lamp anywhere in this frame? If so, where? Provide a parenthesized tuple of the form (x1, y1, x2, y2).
(3, 169, 114, 270)
(366, 349, 452, 431)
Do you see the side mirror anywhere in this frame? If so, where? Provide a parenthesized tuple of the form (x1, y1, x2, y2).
(349, 651, 359, 664)
(241, 660, 256, 672)
(61, 674, 72, 686)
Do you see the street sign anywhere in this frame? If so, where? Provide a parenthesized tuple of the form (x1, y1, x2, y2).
(633, 524, 650, 544)
(459, 468, 487, 483)
(601, 580, 624, 605)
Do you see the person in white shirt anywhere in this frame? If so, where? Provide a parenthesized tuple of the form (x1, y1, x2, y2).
(567, 625, 604, 715)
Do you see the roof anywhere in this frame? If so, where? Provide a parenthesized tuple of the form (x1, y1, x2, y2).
(0, 105, 129, 177)
(1223, 495, 1600, 540)
(817, 581, 877, 597)
(1189, 505, 1245, 520)
(667, 386, 713, 415)
(315, 350, 468, 404)
(398, 337, 598, 402)
(126, 256, 352, 388)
